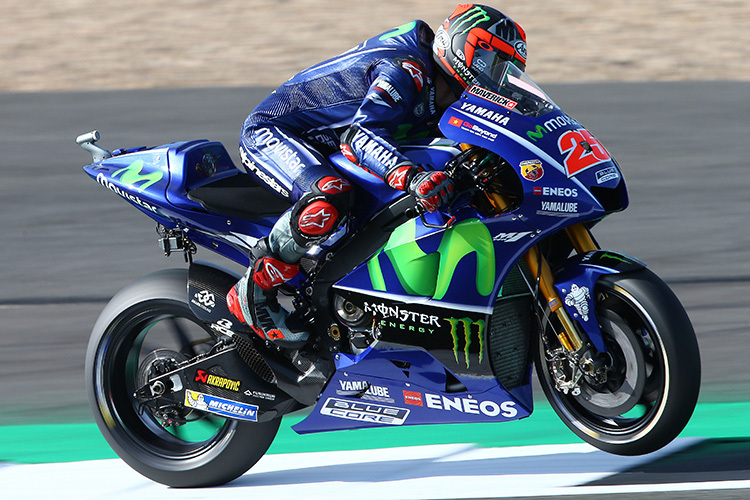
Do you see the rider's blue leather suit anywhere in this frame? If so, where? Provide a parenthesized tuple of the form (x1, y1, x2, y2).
(240, 20, 441, 211)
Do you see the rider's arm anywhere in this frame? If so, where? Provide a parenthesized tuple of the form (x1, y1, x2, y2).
(339, 57, 454, 211)
(339, 57, 426, 189)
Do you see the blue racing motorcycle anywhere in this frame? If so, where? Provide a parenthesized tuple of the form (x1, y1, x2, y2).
(80, 62, 700, 487)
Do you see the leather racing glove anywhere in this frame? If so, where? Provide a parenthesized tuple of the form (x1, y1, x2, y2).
(408, 170, 455, 212)
(385, 163, 455, 213)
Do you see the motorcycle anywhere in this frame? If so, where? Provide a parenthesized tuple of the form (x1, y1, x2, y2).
(79, 62, 700, 487)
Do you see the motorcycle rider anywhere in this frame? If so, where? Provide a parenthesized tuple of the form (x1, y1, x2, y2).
(227, 4, 528, 346)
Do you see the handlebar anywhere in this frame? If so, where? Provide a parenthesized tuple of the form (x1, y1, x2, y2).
(409, 146, 505, 230)
(444, 146, 500, 189)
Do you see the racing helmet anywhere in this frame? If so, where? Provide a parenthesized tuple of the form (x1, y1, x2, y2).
(433, 4, 527, 96)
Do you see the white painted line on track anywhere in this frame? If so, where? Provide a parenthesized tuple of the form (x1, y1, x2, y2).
(5, 438, 745, 500)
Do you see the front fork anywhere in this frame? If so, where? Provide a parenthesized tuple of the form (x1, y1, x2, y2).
(522, 224, 608, 396)
(485, 188, 596, 354)
(523, 224, 612, 395)
(522, 224, 598, 352)
(483, 177, 610, 393)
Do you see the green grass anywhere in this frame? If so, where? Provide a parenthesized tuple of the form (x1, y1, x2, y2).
(2, 401, 749, 464)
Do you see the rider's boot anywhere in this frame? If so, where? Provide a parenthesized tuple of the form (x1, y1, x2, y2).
(226, 237, 310, 348)
(226, 238, 332, 405)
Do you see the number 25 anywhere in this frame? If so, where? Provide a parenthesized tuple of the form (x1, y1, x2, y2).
(558, 129, 611, 176)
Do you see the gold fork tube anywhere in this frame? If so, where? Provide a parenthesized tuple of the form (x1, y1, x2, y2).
(522, 247, 584, 352)
(565, 223, 598, 253)
(485, 192, 588, 352)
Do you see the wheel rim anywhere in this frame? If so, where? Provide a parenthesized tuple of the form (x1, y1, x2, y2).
(94, 301, 238, 460)
(575, 308, 647, 417)
(540, 283, 668, 443)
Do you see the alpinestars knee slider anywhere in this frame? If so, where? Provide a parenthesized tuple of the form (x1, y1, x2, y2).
(290, 176, 353, 246)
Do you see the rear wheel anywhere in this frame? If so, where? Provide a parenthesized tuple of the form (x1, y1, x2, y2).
(85, 269, 279, 487)
(536, 268, 700, 455)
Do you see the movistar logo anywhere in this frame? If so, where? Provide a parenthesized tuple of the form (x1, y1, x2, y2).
(527, 124, 546, 142)
(367, 218, 495, 300)
(453, 6, 490, 34)
(112, 159, 163, 192)
(527, 114, 581, 142)
(445, 317, 485, 368)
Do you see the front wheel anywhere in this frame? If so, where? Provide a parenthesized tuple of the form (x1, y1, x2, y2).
(536, 268, 700, 455)
(85, 269, 280, 487)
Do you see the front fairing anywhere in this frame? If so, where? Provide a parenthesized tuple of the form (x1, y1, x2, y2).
(337, 66, 631, 319)
(439, 63, 628, 219)
(332, 65, 632, 383)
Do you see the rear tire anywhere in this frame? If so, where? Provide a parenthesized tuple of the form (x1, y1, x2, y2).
(85, 269, 280, 487)
(536, 268, 701, 455)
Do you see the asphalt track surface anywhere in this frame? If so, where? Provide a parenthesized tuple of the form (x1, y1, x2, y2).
(1, 81, 749, 499)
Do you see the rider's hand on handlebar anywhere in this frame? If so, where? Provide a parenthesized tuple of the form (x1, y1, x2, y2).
(408, 170, 455, 213)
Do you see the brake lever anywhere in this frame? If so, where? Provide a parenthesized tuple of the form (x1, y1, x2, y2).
(420, 212, 456, 230)
(410, 201, 457, 230)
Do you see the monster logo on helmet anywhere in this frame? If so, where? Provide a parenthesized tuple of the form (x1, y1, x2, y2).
(433, 4, 527, 97)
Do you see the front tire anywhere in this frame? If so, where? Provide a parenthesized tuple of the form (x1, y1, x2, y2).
(85, 269, 280, 487)
(536, 268, 700, 455)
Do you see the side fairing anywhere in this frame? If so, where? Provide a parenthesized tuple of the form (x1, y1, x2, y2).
(333, 209, 538, 377)
(335, 216, 495, 312)
(292, 347, 532, 434)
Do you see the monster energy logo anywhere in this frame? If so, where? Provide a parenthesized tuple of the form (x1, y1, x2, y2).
(112, 159, 163, 192)
(453, 6, 490, 34)
(600, 252, 632, 264)
(445, 317, 485, 368)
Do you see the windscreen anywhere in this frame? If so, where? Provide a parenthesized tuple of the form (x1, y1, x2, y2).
(471, 61, 557, 118)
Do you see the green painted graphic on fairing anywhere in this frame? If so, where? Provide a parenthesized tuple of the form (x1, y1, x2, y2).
(112, 159, 163, 192)
(375, 219, 441, 296)
(435, 219, 495, 299)
(379, 21, 417, 41)
(366, 244, 388, 291)
(368, 218, 495, 300)
(526, 124, 546, 142)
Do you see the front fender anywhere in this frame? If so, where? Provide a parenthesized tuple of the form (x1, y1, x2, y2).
(552, 251, 646, 352)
